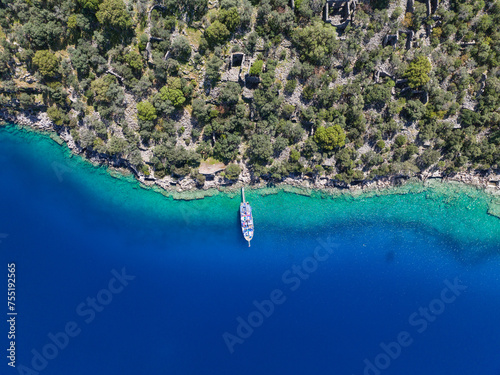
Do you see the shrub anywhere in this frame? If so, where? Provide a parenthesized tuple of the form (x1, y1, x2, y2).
(225, 163, 241, 180)
(195, 173, 206, 186)
(205, 20, 230, 46)
(292, 22, 338, 65)
(219, 82, 241, 105)
(96, 0, 132, 30)
(313, 125, 346, 151)
(205, 55, 223, 83)
(364, 83, 392, 105)
(405, 56, 431, 89)
(47, 105, 65, 126)
(391, 6, 403, 20)
(159, 78, 188, 107)
(171, 36, 192, 62)
(33, 50, 59, 78)
(284, 79, 297, 94)
(249, 60, 264, 76)
(125, 51, 142, 71)
(394, 135, 407, 147)
(281, 104, 295, 119)
(404, 100, 426, 121)
(138, 34, 149, 51)
(137, 101, 157, 121)
(302, 85, 315, 100)
(219, 7, 240, 32)
(417, 149, 440, 169)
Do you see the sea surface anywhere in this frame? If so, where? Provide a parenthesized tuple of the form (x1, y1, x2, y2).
(1, 124, 500, 375)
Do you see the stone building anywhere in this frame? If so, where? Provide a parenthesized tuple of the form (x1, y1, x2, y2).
(323, 0, 357, 28)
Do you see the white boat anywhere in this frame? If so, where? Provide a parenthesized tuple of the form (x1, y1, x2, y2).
(240, 187, 254, 247)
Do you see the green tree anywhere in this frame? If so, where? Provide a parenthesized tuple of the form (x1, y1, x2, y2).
(96, 0, 133, 30)
(90, 75, 117, 103)
(273, 136, 288, 155)
(77, 0, 100, 11)
(313, 125, 346, 151)
(171, 36, 192, 62)
(364, 83, 392, 105)
(292, 22, 338, 65)
(138, 34, 149, 51)
(32, 50, 59, 78)
(47, 105, 65, 126)
(394, 134, 407, 147)
(137, 101, 157, 121)
(404, 99, 426, 120)
(192, 98, 211, 123)
(249, 134, 273, 164)
(219, 82, 241, 105)
(108, 136, 127, 155)
(417, 149, 440, 169)
(405, 56, 431, 89)
(204, 20, 230, 46)
(213, 133, 241, 162)
(125, 51, 143, 71)
(249, 60, 263, 76)
(219, 7, 240, 32)
(224, 163, 241, 179)
(284, 79, 297, 94)
(205, 55, 223, 83)
(459, 109, 481, 127)
(159, 78, 187, 107)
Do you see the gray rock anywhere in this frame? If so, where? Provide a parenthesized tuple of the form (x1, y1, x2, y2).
(242, 87, 254, 101)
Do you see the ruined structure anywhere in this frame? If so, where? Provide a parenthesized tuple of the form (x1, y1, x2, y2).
(383, 31, 399, 48)
(230, 53, 245, 69)
(407, 0, 439, 20)
(323, 0, 357, 28)
(222, 53, 248, 83)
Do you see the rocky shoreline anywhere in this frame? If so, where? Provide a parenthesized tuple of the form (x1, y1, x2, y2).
(3, 110, 500, 200)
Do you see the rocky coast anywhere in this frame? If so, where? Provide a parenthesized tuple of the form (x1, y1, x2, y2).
(2, 110, 500, 212)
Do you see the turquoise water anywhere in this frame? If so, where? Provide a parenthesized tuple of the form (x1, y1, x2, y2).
(1, 124, 500, 375)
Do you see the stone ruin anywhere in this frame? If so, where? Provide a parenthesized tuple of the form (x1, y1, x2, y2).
(220, 51, 263, 90)
(230, 52, 245, 69)
(383, 31, 399, 48)
(407, 0, 439, 18)
(221, 53, 249, 84)
(323, 0, 357, 28)
(288, 0, 357, 29)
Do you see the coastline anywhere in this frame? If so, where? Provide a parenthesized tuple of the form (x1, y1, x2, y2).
(2, 121, 500, 255)
(2, 114, 500, 212)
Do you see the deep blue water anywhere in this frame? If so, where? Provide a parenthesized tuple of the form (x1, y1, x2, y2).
(1, 126, 500, 375)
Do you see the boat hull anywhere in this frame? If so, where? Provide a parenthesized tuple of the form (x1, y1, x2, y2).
(240, 202, 254, 243)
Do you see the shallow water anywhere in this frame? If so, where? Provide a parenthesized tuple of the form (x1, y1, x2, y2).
(1, 125, 499, 375)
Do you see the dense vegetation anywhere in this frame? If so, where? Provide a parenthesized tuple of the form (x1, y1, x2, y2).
(0, 0, 499, 186)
